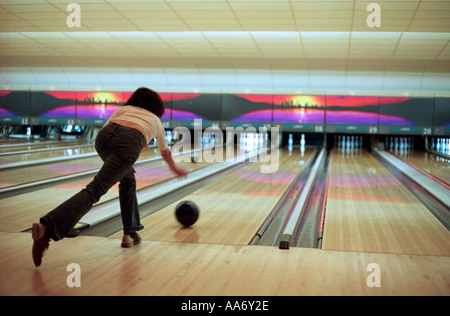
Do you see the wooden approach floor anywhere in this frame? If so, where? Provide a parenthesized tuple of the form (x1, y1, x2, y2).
(0, 232, 448, 296)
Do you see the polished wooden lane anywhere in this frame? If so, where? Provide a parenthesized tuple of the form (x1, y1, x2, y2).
(0, 138, 50, 146)
(110, 147, 316, 245)
(0, 147, 161, 189)
(0, 144, 242, 233)
(0, 153, 102, 189)
(322, 148, 450, 256)
(0, 140, 87, 154)
(0, 157, 208, 233)
(0, 139, 28, 145)
(0, 145, 97, 166)
(1, 232, 448, 296)
(389, 149, 450, 186)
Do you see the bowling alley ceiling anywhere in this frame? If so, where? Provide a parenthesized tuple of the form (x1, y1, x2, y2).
(0, 0, 450, 93)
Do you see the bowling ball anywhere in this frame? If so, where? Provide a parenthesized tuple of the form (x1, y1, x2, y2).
(175, 201, 199, 227)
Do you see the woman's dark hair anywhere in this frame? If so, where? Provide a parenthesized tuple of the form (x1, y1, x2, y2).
(125, 87, 165, 118)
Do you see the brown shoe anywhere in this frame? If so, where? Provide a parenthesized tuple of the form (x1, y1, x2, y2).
(32, 223, 50, 267)
(121, 235, 134, 248)
(121, 233, 142, 248)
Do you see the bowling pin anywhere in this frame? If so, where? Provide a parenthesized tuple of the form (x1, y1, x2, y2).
(173, 129, 178, 142)
(399, 138, 404, 156)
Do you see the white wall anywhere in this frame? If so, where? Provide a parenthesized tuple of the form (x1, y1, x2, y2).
(1, 66, 449, 96)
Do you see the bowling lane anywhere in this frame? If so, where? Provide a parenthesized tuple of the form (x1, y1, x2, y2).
(0, 155, 102, 189)
(0, 140, 86, 154)
(0, 144, 97, 166)
(0, 157, 209, 233)
(388, 149, 450, 186)
(0, 147, 161, 189)
(110, 147, 316, 245)
(322, 148, 450, 256)
(0, 138, 46, 146)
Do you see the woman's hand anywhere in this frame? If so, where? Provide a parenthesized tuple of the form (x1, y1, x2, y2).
(161, 148, 188, 178)
(173, 166, 188, 178)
